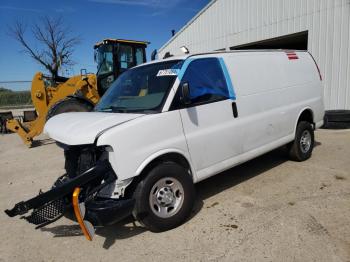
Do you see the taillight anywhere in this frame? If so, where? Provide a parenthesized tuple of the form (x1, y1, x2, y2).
(308, 52, 322, 81)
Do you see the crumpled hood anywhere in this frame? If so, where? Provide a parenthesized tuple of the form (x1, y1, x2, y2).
(44, 112, 144, 145)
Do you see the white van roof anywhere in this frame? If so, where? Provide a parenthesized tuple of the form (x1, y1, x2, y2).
(181, 49, 307, 59)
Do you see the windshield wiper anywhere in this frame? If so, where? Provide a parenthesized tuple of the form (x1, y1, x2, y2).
(98, 106, 129, 113)
(98, 106, 156, 114)
(111, 107, 129, 113)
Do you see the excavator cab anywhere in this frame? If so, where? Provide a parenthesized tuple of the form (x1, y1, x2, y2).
(94, 39, 149, 96)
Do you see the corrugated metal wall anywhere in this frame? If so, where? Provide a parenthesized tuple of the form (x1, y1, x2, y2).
(159, 0, 350, 110)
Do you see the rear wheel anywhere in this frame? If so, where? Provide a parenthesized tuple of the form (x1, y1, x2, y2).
(46, 98, 93, 120)
(132, 162, 195, 232)
(288, 121, 314, 161)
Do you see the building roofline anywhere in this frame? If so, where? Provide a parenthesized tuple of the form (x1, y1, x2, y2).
(158, 0, 217, 53)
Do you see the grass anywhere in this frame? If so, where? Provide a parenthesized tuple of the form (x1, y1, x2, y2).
(0, 87, 32, 107)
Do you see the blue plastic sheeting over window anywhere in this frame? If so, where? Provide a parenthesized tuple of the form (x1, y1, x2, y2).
(180, 58, 235, 104)
(218, 58, 236, 100)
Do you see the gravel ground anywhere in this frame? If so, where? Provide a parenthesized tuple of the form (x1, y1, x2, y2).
(0, 129, 349, 262)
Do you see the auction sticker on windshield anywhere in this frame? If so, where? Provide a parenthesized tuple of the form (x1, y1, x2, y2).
(156, 69, 180, 77)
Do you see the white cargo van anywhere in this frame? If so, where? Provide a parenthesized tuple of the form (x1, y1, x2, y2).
(6, 50, 324, 240)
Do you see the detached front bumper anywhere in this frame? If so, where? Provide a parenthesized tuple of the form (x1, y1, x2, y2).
(4, 160, 135, 241)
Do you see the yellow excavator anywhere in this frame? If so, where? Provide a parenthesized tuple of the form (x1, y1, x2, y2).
(6, 39, 149, 147)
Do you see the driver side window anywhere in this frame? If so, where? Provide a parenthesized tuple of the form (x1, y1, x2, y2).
(181, 58, 230, 106)
(171, 58, 231, 110)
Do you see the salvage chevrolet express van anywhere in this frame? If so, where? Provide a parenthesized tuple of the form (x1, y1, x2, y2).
(6, 50, 324, 240)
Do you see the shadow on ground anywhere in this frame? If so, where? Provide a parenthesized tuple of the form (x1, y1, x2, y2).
(31, 138, 56, 147)
(41, 225, 84, 237)
(195, 146, 290, 202)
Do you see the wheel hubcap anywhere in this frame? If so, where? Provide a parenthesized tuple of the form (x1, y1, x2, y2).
(149, 177, 184, 218)
(300, 130, 312, 153)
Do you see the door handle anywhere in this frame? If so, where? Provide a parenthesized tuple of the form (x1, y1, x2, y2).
(232, 102, 238, 118)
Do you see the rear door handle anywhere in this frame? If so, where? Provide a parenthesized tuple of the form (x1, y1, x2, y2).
(232, 102, 238, 118)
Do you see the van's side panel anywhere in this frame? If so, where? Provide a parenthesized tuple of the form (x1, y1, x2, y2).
(283, 52, 324, 129)
(223, 51, 324, 153)
(223, 52, 291, 153)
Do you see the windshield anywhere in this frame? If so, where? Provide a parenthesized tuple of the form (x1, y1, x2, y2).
(96, 44, 113, 76)
(95, 60, 183, 113)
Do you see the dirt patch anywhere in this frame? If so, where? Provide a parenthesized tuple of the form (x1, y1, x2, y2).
(335, 175, 346, 180)
(207, 202, 219, 208)
(220, 224, 239, 230)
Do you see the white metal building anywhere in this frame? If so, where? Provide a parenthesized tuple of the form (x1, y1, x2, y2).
(159, 0, 350, 110)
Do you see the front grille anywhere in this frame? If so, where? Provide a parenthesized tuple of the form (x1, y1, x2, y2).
(24, 198, 65, 228)
(65, 146, 99, 178)
(77, 149, 97, 175)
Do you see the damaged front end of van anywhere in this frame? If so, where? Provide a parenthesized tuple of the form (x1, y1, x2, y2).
(4, 145, 135, 241)
(4, 104, 149, 241)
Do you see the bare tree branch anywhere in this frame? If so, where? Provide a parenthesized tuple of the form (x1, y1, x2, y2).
(9, 16, 80, 79)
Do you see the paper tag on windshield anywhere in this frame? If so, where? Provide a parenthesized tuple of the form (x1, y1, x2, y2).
(157, 69, 179, 77)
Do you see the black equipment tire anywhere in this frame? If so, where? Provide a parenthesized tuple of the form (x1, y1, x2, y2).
(47, 98, 93, 121)
(132, 162, 195, 232)
(323, 110, 350, 129)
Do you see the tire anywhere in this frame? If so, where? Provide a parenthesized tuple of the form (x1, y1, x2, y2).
(288, 121, 314, 161)
(47, 98, 93, 120)
(132, 162, 195, 232)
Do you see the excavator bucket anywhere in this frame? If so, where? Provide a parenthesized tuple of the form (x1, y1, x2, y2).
(6, 118, 40, 146)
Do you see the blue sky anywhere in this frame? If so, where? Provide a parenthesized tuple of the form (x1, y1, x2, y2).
(0, 0, 209, 90)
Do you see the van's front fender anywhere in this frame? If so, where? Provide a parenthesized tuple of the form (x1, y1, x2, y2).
(135, 149, 197, 182)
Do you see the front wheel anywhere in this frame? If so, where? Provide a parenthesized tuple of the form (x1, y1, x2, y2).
(288, 121, 315, 161)
(132, 162, 195, 232)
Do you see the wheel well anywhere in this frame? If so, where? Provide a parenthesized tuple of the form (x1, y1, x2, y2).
(141, 153, 192, 178)
(298, 109, 314, 125)
(125, 153, 193, 198)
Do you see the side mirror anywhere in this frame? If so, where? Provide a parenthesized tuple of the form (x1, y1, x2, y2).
(180, 82, 191, 105)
